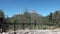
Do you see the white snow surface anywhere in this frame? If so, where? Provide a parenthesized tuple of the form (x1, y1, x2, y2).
(0, 30, 60, 34)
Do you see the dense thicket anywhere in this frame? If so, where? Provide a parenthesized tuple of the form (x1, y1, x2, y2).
(0, 10, 60, 30)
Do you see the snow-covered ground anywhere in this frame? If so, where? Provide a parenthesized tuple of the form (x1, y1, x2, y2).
(0, 30, 60, 34)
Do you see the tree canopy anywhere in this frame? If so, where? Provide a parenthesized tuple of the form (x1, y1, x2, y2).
(1, 9, 60, 30)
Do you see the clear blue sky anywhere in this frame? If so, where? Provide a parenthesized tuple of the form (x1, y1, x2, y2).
(0, 0, 60, 17)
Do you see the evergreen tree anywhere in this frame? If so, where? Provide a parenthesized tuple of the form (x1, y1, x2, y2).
(49, 12, 52, 22)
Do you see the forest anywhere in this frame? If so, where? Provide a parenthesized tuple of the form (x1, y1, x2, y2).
(0, 9, 60, 32)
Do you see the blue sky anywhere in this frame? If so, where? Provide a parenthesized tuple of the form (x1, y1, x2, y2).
(0, 0, 60, 17)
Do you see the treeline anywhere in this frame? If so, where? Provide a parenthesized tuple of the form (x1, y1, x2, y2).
(0, 10, 60, 30)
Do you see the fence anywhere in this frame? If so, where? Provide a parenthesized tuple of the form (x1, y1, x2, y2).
(0, 22, 41, 33)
